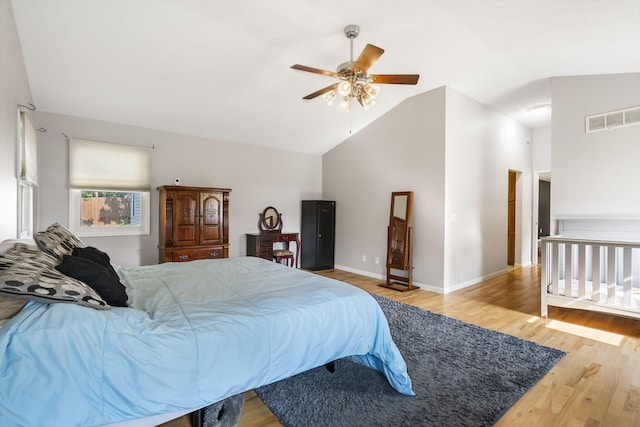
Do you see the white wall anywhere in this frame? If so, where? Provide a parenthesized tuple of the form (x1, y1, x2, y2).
(323, 87, 447, 290)
(444, 87, 532, 291)
(34, 111, 322, 266)
(0, 0, 33, 240)
(323, 86, 532, 293)
(532, 127, 551, 172)
(551, 73, 640, 219)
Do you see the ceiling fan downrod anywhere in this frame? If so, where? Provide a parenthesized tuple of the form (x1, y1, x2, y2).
(344, 24, 360, 63)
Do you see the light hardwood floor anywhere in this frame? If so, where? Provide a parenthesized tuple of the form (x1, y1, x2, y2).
(166, 265, 640, 427)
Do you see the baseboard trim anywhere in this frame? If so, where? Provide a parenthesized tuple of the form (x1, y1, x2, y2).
(334, 265, 515, 295)
(334, 264, 443, 294)
(443, 268, 509, 293)
(334, 265, 384, 281)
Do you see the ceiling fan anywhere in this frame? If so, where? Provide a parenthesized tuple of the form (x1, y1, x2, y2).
(291, 25, 420, 112)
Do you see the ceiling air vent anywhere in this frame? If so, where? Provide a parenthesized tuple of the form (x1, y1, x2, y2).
(587, 114, 606, 132)
(586, 106, 640, 133)
(626, 107, 640, 125)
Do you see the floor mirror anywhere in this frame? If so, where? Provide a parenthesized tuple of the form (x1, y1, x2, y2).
(379, 191, 418, 292)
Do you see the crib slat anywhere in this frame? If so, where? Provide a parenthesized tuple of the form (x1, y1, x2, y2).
(578, 244, 586, 299)
(634, 248, 639, 308)
(623, 247, 632, 307)
(592, 245, 601, 302)
(552, 242, 559, 296)
(565, 243, 573, 297)
(607, 246, 616, 305)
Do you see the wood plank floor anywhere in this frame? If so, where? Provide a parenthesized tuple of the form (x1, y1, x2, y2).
(166, 265, 640, 427)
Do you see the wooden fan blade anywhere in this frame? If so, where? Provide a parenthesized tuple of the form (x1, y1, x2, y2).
(369, 74, 420, 85)
(302, 83, 339, 100)
(352, 44, 384, 73)
(291, 64, 336, 77)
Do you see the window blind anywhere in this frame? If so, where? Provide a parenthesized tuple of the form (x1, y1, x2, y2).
(20, 110, 38, 185)
(69, 139, 151, 191)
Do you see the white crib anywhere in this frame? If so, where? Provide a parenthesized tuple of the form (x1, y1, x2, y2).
(540, 219, 640, 319)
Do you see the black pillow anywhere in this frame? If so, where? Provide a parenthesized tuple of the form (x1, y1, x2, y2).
(72, 246, 120, 283)
(55, 255, 128, 307)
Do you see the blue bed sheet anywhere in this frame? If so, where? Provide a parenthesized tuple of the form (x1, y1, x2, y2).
(0, 256, 413, 427)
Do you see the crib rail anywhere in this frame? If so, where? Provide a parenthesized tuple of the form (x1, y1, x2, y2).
(541, 236, 640, 319)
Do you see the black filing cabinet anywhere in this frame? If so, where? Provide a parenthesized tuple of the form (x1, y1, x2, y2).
(301, 200, 336, 270)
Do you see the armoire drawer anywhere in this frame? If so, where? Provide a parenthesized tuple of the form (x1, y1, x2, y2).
(172, 246, 228, 262)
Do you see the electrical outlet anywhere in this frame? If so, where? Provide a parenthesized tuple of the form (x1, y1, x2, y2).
(375, 257, 380, 265)
(361, 254, 366, 262)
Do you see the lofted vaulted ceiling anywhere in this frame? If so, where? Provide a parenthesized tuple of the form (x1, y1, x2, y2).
(11, 0, 640, 155)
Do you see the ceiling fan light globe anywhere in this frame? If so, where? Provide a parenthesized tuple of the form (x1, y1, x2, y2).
(364, 83, 380, 99)
(322, 90, 337, 106)
(361, 92, 376, 110)
(337, 80, 352, 96)
(337, 96, 350, 113)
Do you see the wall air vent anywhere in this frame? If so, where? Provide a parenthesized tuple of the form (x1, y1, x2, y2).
(586, 106, 640, 133)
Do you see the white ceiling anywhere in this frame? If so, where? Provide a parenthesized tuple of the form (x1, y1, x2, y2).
(11, 0, 640, 155)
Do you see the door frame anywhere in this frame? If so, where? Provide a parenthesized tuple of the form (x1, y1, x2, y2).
(532, 170, 552, 265)
(508, 170, 516, 266)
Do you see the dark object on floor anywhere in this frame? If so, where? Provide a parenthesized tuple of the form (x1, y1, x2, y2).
(256, 294, 565, 427)
(201, 393, 245, 427)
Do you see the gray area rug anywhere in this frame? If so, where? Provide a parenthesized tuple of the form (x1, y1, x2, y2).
(256, 294, 565, 427)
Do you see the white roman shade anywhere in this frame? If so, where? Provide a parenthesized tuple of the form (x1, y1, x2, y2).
(69, 139, 151, 191)
(20, 110, 38, 185)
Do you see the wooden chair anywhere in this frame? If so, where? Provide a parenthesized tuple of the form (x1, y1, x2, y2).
(273, 249, 294, 267)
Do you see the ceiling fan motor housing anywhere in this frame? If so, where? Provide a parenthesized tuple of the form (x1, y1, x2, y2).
(344, 24, 360, 40)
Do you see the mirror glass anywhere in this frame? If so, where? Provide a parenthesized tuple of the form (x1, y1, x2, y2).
(260, 206, 282, 231)
(387, 192, 413, 270)
(392, 195, 408, 221)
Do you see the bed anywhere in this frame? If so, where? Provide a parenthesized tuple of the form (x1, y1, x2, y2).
(540, 219, 640, 320)
(0, 232, 414, 427)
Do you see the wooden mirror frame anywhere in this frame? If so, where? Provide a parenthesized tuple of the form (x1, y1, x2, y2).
(259, 206, 282, 232)
(380, 191, 418, 292)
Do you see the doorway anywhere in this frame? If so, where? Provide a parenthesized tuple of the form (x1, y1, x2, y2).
(538, 180, 551, 238)
(532, 171, 552, 265)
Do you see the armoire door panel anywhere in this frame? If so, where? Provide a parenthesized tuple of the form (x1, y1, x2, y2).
(317, 205, 335, 268)
(174, 192, 198, 246)
(176, 226, 196, 243)
(200, 192, 223, 245)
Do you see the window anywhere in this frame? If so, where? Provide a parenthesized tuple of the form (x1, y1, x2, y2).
(68, 139, 151, 237)
(17, 109, 38, 238)
(17, 181, 35, 239)
(69, 190, 150, 237)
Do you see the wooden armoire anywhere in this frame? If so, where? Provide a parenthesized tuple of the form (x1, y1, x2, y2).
(157, 186, 230, 263)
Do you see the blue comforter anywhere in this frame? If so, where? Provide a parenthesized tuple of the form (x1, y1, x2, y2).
(0, 256, 413, 427)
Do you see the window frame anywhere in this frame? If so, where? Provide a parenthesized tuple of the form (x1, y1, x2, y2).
(69, 189, 150, 237)
(17, 109, 38, 238)
(17, 180, 35, 239)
